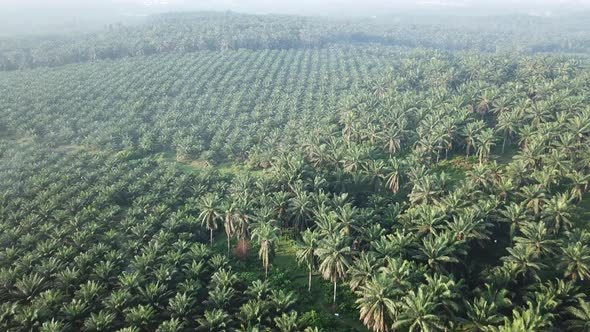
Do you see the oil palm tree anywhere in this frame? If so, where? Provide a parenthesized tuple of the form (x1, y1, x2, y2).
(383, 158, 404, 194)
(392, 287, 444, 332)
(315, 233, 352, 304)
(197, 309, 231, 332)
(559, 242, 590, 282)
(356, 272, 400, 332)
(566, 299, 590, 331)
(296, 229, 320, 292)
(250, 221, 280, 278)
(475, 128, 497, 165)
(542, 193, 573, 235)
(502, 244, 547, 280)
(413, 232, 464, 272)
(197, 193, 222, 245)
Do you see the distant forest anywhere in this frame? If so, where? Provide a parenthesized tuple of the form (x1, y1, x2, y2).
(1, 11, 590, 71)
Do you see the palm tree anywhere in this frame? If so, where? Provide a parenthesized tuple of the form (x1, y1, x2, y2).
(566, 299, 590, 331)
(348, 252, 378, 292)
(197, 309, 231, 332)
(413, 233, 464, 272)
(559, 242, 590, 281)
(250, 221, 280, 278)
(381, 126, 403, 157)
(514, 221, 557, 257)
(475, 128, 496, 165)
(288, 189, 313, 230)
(567, 170, 590, 202)
(269, 289, 297, 313)
(392, 287, 445, 332)
(239, 299, 266, 327)
(315, 233, 352, 304)
(383, 158, 404, 194)
(463, 285, 512, 331)
(296, 229, 320, 292)
(197, 193, 222, 245)
(463, 120, 485, 157)
(518, 184, 546, 216)
(356, 273, 400, 332)
(274, 311, 299, 332)
(502, 244, 546, 280)
(223, 202, 237, 254)
(542, 193, 573, 234)
(496, 110, 520, 153)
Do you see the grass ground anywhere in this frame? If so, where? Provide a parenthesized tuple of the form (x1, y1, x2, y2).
(218, 233, 369, 331)
(273, 237, 369, 332)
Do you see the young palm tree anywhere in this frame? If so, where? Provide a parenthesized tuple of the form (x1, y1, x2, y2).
(315, 233, 352, 304)
(197, 193, 222, 246)
(197, 309, 231, 332)
(296, 229, 320, 292)
(250, 221, 280, 278)
(274, 311, 299, 332)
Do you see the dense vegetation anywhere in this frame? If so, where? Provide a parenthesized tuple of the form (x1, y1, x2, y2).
(2, 10, 590, 332)
(1, 11, 590, 70)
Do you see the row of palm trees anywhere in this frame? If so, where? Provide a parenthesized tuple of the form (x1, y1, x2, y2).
(0, 143, 325, 331)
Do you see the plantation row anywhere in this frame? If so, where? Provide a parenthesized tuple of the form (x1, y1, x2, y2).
(0, 142, 331, 331)
(0, 45, 397, 162)
(1, 11, 590, 70)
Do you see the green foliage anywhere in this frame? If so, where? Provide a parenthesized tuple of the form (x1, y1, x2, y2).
(2, 10, 590, 332)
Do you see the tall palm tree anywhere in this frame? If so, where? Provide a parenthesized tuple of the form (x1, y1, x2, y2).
(296, 229, 320, 292)
(223, 202, 237, 254)
(250, 221, 280, 278)
(356, 273, 400, 332)
(462, 120, 485, 157)
(383, 158, 404, 194)
(475, 128, 496, 165)
(197, 193, 222, 246)
(315, 233, 352, 304)
(348, 252, 379, 292)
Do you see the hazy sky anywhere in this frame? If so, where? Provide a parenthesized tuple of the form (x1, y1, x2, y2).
(4, 0, 590, 13)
